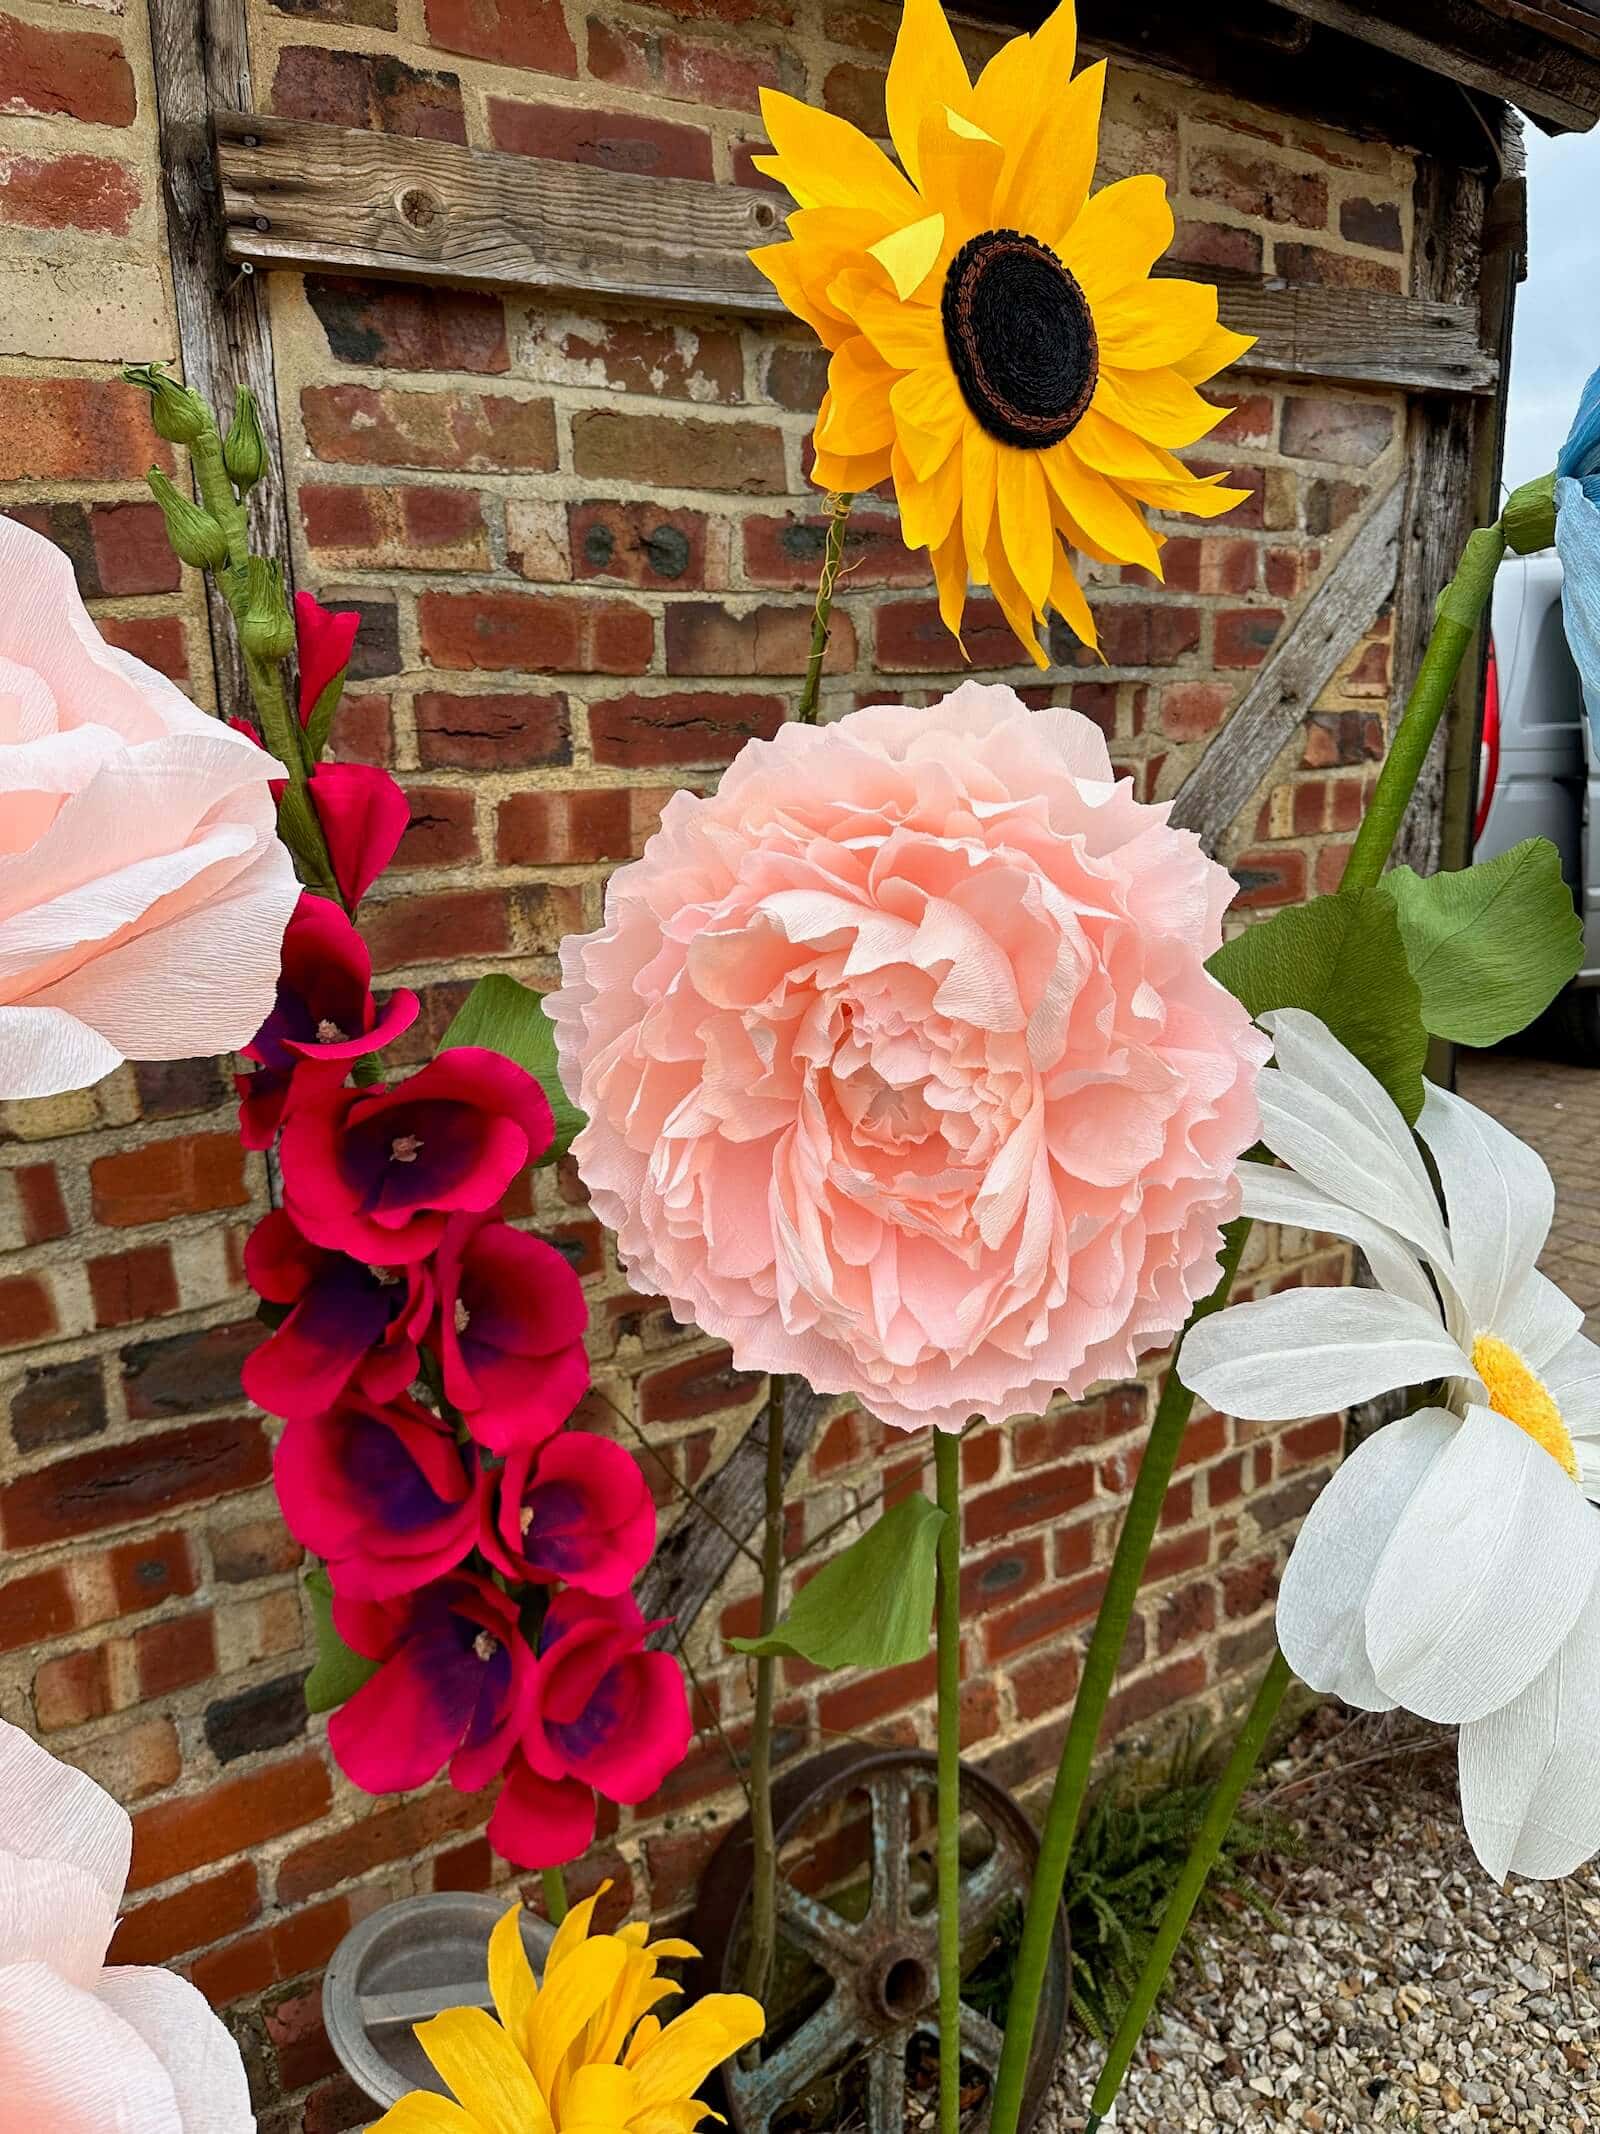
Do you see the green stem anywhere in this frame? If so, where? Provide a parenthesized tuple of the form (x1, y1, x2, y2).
(794, 493, 853, 727)
(934, 1430, 963, 2134)
(743, 1374, 788, 1998)
(189, 426, 251, 572)
(1342, 521, 1504, 894)
(541, 1866, 569, 1927)
(1084, 1653, 1291, 2132)
(989, 1219, 1250, 2134)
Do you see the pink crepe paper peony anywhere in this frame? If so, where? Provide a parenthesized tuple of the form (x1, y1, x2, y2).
(435, 1214, 591, 1453)
(0, 1717, 253, 2130)
(550, 683, 1269, 1433)
(0, 516, 298, 1100)
(480, 1430, 656, 1596)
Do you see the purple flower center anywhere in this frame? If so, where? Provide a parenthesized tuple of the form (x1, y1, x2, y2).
(345, 1413, 459, 1532)
(548, 1664, 622, 1762)
(340, 1099, 483, 1215)
(520, 1482, 587, 1571)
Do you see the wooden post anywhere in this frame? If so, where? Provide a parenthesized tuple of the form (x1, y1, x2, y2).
(148, 0, 294, 725)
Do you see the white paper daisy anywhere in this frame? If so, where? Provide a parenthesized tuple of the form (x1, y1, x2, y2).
(1182, 1008, 1600, 1881)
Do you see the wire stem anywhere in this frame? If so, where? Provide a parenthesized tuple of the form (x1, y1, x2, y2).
(934, 1430, 963, 2134)
(795, 493, 853, 727)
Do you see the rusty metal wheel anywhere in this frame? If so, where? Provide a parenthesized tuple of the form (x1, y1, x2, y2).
(691, 1743, 1069, 2134)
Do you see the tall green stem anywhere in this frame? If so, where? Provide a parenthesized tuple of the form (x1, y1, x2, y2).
(934, 1430, 963, 2134)
(1084, 1654, 1291, 2131)
(743, 1375, 788, 1999)
(542, 1866, 569, 1927)
(795, 492, 854, 727)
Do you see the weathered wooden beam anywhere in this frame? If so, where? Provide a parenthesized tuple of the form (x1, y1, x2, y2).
(214, 115, 1496, 395)
(148, 2, 295, 727)
(1168, 474, 1405, 841)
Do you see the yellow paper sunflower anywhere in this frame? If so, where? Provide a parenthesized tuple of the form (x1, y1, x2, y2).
(751, 0, 1255, 665)
(371, 1888, 763, 2134)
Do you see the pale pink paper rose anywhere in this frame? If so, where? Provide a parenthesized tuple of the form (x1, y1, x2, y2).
(550, 682, 1269, 1433)
(0, 1718, 254, 2130)
(0, 517, 297, 1100)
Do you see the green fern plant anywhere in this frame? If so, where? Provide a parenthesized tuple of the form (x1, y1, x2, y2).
(1061, 1731, 1301, 2041)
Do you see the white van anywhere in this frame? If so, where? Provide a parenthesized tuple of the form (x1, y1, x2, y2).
(1475, 551, 1600, 1050)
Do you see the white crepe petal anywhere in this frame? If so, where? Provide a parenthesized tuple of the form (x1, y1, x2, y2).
(1260, 1009, 1440, 1203)
(1543, 1331, 1600, 1442)
(1255, 1073, 1453, 1273)
(0, 1719, 130, 1903)
(1236, 1161, 1440, 1317)
(1416, 1083, 1556, 1335)
(1275, 1407, 1456, 1708)
(1180, 1286, 1467, 1422)
(1364, 1405, 1599, 1725)
(1495, 1270, 1587, 1374)
(0, 1961, 183, 2133)
(1459, 1567, 1600, 1881)
(98, 1968, 256, 2134)
(0, 1852, 119, 1986)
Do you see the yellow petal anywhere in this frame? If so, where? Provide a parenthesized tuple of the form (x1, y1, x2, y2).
(368, 2095, 481, 2134)
(529, 1937, 629, 2097)
(961, 419, 998, 578)
(1095, 277, 1219, 371)
(566, 2063, 640, 2122)
(995, 446, 1057, 613)
(1122, 471, 1256, 519)
(869, 212, 947, 300)
(931, 521, 970, 647)
(984, 535, 1050, 669)
(1057, 173, 1173, 306)
(817, 342, 898, 455)
(971, 0, 1078, 145)
(829, 268, 944, 368)
(811, 441, 893, 493)
(543, 1885, 608, 1982)
(995, 60, 1105, 256)
(1170, 320, 1257, 385)
(1043, 445, 1161, 573)
(487, 1904, 536, 2063)
(886, 0, 973, 185)
(415, 2009, 555, 2134)
(1041, 452, 1122, 565)
(1090, 364, 1228, 450)
(757, 88, 919, 219)
(894, 437, 963, 550)
(630, 1996, 765, 2115)
(914, 106, 1004, 243)
(1068, 405, 1186, 481)
(888, 364, 965, 478)
(1049, 535, 1099, 657)
(625, 2014, 664, 2068)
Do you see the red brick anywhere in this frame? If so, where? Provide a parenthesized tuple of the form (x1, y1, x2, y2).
(1, 1418, 270, 1548)
(34, 1646, 111, 1730)
(1095, 601, 1204, 668)
(302, 384, 555, 472)
(496, 785, 672, 866)
(1215, 607, 1284, 668)
(874, 595, 1033, 673)
(271, 44, 466, 141)
(394, 784, 479, 869)
(1104, 1653, 1208, 1738)
(640, 1345, 764, 1425)
(1188, 145, 1327, 228)
(414, 688, 572, 770)
(89, 502, 181, 596)
(110, 1530, 196, 1614)
(130, 1753, 332, 1893)
(986, 1571, 1106, 1662)
(91, 1133, 248, 1229)
(277, 1787, 490, 1904)
(0, 379, 169, 484)
(0, 11, 136, 124)
(1281, 395, 1395, 467)
(823, 59, 886, 134)
(818, 1653, 935, 1734)
(112, 1860, 261, 1966)
(1010, 1645, 1081, 1724)
(1159, 680, 1232, 742)
(762, 343, 830, 411)
(0, 149, 138, 232)
(490, 94, 712, 180)
(586, 15, 777, 110)
(360, 888, 513, 971)
(1170, 218, 1263, 275)
(1220, 1553, 1280, 1620)
(419, 589, 652, 674)
(1340, 196, 1403, 251)
(96, 615, 190, 682)
(15, 1163, 68, 1244)
(961, 1535, 1046, 1617)
(666, 599, 857, 676)
(0, 1566, 74, 1653)
(136, 1610, 216, 1698)
(1282, 1413, 1344, 1466)
(1157, 1576, 1218, 1655)
(1276, 241, 1402, 292)
(88, 1244, 180, 1329)
(742, 508, 926, 589)
(0, 1273, 56, 1347)
(965, 1461, 1096, 1545)
(211, 1517, 304, 1584)
(425, 0, 577, 74)
(1229, 847, 1307, 909)
(572, 411, 787, 493)
(589, 688, 784, 768)
(74, 1716, 182, 1803)
(572, 501, 708, 588)
(300, 483, 490, 571)
(305, 276, 509, 374)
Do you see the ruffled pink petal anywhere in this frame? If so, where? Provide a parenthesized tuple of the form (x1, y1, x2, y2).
(0, 1961, 182, 2133)
(0, 1719, 129, 1903)
(309, 763, 410, 909)
(97, 1968, 253, 2133)
(0, 1854, 118, 1986)
(487, 1760, 596, 1871)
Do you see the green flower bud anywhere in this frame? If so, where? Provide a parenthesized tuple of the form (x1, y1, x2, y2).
(123, 362, 213, 447)
(222, 386, 268, 493)
(234, 556, 296, 661)
(1503, 471, 1557, 556)
(146, 468, 230, 573)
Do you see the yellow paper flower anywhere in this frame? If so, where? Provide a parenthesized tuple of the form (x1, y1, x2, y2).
(751, 0, 1254, 665)
(371, 1888, 763, 2134)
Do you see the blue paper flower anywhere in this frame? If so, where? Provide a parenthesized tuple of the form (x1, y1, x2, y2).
(1556, 363, 1600, 743)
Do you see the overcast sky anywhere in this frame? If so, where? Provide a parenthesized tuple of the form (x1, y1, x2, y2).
(1502, 122, 1600, 494)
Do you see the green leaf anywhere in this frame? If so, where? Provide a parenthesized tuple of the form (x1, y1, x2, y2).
(438, 973, 585, 1165)
(303, 672, 346, 765)
(1380, 839, 1583, 1047)
(1207, 887, 1428, 1122)
(303, 1564, 378, 1716)
(731, 1493, 947, 1672)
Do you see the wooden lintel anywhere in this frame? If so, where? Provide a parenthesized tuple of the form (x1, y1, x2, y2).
(215, 113, 1497, 396)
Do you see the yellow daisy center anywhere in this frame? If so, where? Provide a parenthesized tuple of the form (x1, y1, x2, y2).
(1471, 1333, 1579, 1482)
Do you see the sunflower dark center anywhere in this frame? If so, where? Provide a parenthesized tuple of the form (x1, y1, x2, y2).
(941, 228, 1098, 450)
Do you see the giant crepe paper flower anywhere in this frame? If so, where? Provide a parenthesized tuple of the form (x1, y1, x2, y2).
(328, 1572, 533, 1797)
(242, 1209, 433, 1420)
(0, 516, 298, 1099)
(489, 1592, 693, 1869)
(238, 890, 419, 1149)
(436, 1215, 591, 1453)
(0, 1718, 253, 2130)
(481, 1430, 656, 1597)
(1181, 1009, 1600, 1882)
(1554, 360, 1600, 743)
(369, 1888, 762, 2134)
(274, 1392, 483, 1600)
(750, 0, 1253, 665)
(279, 1046, 554, 1265)
(549, 683, 1267, 1434)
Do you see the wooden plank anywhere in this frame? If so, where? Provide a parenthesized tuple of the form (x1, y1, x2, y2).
(148, 1, 295, 729)
(214, 114, 1495, 394)
(1167, 476, 1405, 841)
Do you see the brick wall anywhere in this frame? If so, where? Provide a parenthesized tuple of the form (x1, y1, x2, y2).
(0, 0, 1418, 2123)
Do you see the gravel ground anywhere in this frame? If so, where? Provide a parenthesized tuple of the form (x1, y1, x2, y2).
(1042, 1706, 1600, 2132)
